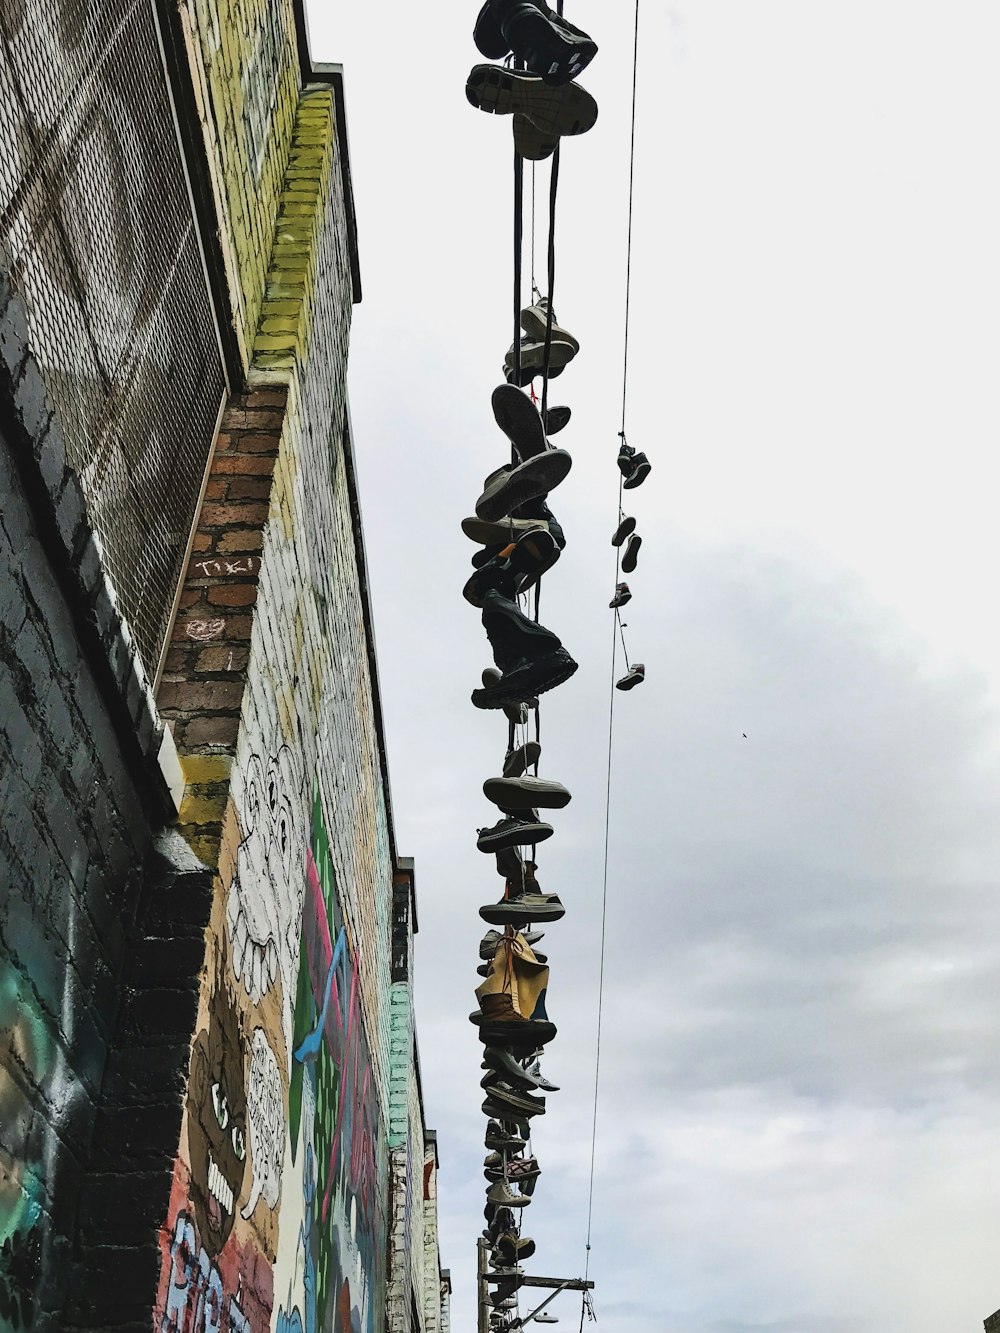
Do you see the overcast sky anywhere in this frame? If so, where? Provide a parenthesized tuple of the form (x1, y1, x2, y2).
(306, 4, 1000, 1331)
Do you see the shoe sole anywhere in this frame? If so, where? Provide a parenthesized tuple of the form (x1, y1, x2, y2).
(466, 64, 598, 138)
(513, 112, 557, 161)
(463, 515, 550, 545)
(610, 593, 632, 609)
(621, 536, 642, 574)
(472, 647, 578, 708)
(476, 450, 571, 522)
(479, 900, 566, 925)
(612, 515, 636, 546)
(483, 776, 571, 810)
(492, 384, 547, 460)
(616, 674, 645, 691)
(477, 821, 554, 852)
(505, 337, 576, 376)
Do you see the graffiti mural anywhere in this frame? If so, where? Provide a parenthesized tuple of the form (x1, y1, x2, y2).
(273, 785, 385, 1333)
(157, 750, 386, 1333)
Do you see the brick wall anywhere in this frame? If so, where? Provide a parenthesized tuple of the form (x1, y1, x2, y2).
(177, 0, 300, 364)
(0, 275, 213, 1330)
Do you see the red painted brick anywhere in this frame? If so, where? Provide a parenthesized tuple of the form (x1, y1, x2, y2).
(225, 409, 283, 431)
(207, 584, 257, 608)
(204, 479, 228, 500)
(236, 434, 282, 455)
(192, 533, 213, 552)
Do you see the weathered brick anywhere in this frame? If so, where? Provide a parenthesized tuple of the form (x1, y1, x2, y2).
(157, 679, 244, 712)
(183, 714, 240, 746)
(211, 452, 277, 476)
(217, 529, 264, 554)
(199, 501, 269, 526)
(206, 583, 257, 608)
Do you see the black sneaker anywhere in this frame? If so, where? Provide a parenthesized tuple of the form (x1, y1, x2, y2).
(472, 589, 577, 707)
(622, 451, 651, 490)
(464, 528, 557, 608)
(542, 404, 571, 435)
(512, 495, 565, 549)
(492, 383, 548, 461)
(475, 451, 572, 522)
(479, 892, 566, 926)
(503, 741, 541, 777)
(621, 533, 641, 573)
(466, 64, 599, 138)
(483, 775, 571, 811)
(491, 0, 598, 85)
(477, 812, 554, 852)
(474, 0, 509, 59)
(611, 515, 636, 546)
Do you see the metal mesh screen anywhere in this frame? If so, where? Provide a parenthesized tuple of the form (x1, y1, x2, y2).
(0, 0, 227, 678)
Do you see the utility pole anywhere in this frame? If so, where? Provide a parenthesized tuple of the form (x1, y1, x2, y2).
(479, 1238, 595, 1333)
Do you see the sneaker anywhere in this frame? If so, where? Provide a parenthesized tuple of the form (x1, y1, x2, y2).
(472, 590, 577, 707)
(503, 741, 541, 777)
(473, 0, 509, 59)
(522, 1059, 558, 1092)
(535, 1315, 559, 1324)
(483, 1080, 546, 1117)
(480, 927, 544, 959)
(487, 1178, 532, 1210)
(489, 1, 598, 85)
(520, 297, 579, 353)
(514, 112, 557, 161)
(617, 445, 651, 490)
(486, 1120, 527, 1152)
(542, 405, 571, 435)
(475, 451, 572, 522)
(463, 514, 551, 546)
(609, 582, 631, 609)
(511, 495, 565, 549)
(466, 64, 599, 137)
(479, 892, 566, 927)
(492, 384, 549, 461)
(484, 1046, 558, 1091)
(479, 664, 540, 721)
(611, 515, 636, 546)
(464, 528, 560, 608)
(616, 663, 645, 691)
(504, 334, 577, 386)
(477, 962, 492, 977)
(478, 812, 553, 851)
(621, 533, 641, 574)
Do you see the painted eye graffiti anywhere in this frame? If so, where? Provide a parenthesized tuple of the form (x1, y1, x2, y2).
(211, 1082, 229, 1130)
(232, 1123, 246, 1161)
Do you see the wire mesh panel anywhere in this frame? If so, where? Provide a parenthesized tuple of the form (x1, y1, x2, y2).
(0, 0, 227, 678)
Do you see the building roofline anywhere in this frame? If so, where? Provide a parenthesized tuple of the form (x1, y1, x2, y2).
(291, 2, 362, 304)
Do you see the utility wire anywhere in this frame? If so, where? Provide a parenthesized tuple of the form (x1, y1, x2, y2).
(583, 0, 642, 1290)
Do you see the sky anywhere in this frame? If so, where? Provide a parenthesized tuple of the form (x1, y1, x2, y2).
(305, 4, 1000, 1331)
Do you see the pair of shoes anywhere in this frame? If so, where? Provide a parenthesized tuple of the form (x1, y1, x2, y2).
(472, 589, 578, 709)
(504, 299, 579, 384)
(612, 515, 642, 575)
(616, 663, 645, 691)
(479, 882, 566, 927)
(468, 62, 598, 147)
(618, 440, 652, 490)
(473, 0, 598, 86)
